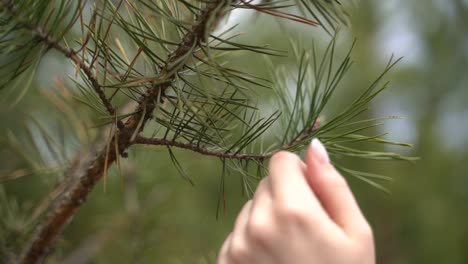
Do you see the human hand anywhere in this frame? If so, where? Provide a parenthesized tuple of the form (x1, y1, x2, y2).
(217, 139, 375, 264)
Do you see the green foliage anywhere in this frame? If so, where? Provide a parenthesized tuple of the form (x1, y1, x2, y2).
(0, 0, 80, 106)
(0, 186, 30, 260)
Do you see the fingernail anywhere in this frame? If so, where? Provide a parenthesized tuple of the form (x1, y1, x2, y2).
(310, 138, 330, 164)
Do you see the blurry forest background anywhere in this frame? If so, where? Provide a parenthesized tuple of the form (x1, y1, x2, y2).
(1, 0, 468, 263)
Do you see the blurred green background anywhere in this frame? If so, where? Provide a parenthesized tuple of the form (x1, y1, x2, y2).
(1, 0, 468, 263)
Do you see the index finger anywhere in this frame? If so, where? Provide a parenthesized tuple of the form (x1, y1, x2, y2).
(268, 151, 327, 219)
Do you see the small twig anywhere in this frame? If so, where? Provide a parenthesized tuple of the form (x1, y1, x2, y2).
(134, 118, 321, 161)
(134, 136, 269, 161)
(0, 0, 123, 129)
(36, 32, 123, 129)
(282, 118, 321, 149)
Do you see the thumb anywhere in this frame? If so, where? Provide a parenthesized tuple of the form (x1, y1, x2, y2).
(305, 138, 368, 234)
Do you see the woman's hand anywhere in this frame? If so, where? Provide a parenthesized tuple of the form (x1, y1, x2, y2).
(217, 139, 375, 264)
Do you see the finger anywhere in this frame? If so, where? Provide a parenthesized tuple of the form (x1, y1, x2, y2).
(227, 200, 253, 261)
(242, 178, 279, 263)
(232, 200, 253, 237)
(305, 138, 369, 235)
(251, 177, 273, 208)
(268, 151, 327, 219)
(247, 177, 274, 245)
(217, 232, 232, 264)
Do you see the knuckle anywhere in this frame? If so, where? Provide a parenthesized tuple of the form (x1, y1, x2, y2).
(352, 234, 375, 263)
(247, 214, 274, 246)
(276, 200, 311, 224)
(229, 237, 249, 260)
(256, 177, 269, 191)
(356, 222, 374, 243)
(347, 223, 375, 262)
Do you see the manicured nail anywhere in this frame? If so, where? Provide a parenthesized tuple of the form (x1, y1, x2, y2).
(310, 138, 330, 164)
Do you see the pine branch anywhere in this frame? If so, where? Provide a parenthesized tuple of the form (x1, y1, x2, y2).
(133, 116, 320, 160)
(0, 0, 121, 128)
(41, 35, 121, 127)
(134, 135, 267, 161)
(18, 1, 237, 263)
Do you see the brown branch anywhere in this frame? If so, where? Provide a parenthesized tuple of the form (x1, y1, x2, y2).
(38, 31, 123, 128)
(134, 118, 321, 161)
(134, 136, 269, 161)
(18, 1, 235, 263)
(60, 165, 167, 264)
(0, 0, 123, 129)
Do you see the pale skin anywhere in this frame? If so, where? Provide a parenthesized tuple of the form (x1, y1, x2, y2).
(217, 139, 375, 264)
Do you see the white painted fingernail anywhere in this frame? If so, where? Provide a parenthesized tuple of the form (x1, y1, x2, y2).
(310, 138, 330, 164)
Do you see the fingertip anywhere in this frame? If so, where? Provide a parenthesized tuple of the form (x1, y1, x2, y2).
(305, 140, 368, 234)
(305, 138, 331, 184)
(306, 138, 330, 167)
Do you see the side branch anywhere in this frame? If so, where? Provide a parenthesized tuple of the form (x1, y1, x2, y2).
(0, 0, 121, 128)
(37, 32, 122, 128)
(134, 136, 268, 161)
(134, 118, 320, 161)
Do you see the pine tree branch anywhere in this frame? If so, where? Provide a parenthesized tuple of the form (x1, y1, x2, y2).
(39, 33, 123, 128)
(0, 0, 122, 128)
(133, 117, 320, 160)
(134, 135, 268, 161)
(19, 1, 236, 263)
